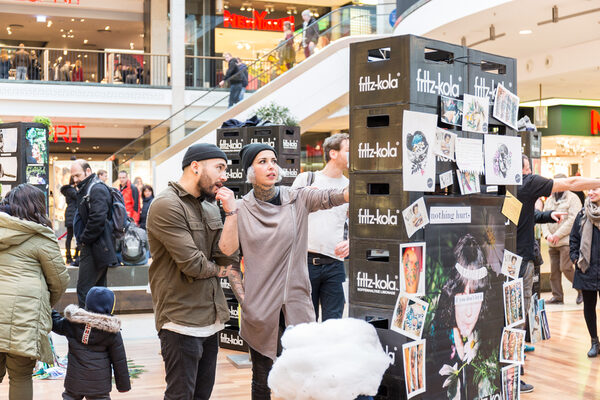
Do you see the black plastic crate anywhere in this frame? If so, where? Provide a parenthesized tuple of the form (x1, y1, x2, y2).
(375, 374, 406, 400)
(218, 326, 249, 352)
(520, 130, 542, 159)
(217, 127, 246, 154)
(467, 48, 517, 126)
(246, 125, 301, 155)
(375, 327, 409, 380)
(350, 35, 467, 108)
(349, 238, 401, 308)
(224, 183, 251, 199)
(348, 303, 394, 325)
(280, 154, 301, 184)
(350, 103, 436, 172)
(225, 154, 245, 183)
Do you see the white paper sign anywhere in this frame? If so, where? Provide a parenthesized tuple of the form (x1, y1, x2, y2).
(455, 137, 484, 174)
(402, 110, 437, 192)
(484, 134, 523, 185)
(439, 170, 453, 189)
(429, 207, 472, 224)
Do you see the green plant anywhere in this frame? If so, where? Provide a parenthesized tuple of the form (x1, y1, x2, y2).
(33, 116, 55, 141)
(254, 102, 299, 126)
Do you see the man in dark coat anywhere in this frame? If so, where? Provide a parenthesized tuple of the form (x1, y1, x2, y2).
(219, 52, 244, 108)
(52, 286, 130, 399)
(70, 160, 117, 307)
(300, 9, 319, 58)
(60, 178, 79, 265)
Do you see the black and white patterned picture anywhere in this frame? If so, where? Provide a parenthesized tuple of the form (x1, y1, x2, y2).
(0, 128, 18, 154)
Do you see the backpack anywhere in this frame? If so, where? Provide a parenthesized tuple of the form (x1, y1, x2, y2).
(119, 224, 148, 265)
(85, 179, 129, 239)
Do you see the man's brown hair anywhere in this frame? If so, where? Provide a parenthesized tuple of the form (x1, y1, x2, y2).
(323, 133, 349, 163)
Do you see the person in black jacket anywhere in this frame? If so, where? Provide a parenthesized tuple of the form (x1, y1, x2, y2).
(139, 184, 154, 230)
(52, 286, 131, 399)
(570, 187, 600, 358)
(70, 160, 117, 307)
(300, 10, 319, 58)
(61, 176, 79, 265)
(218, 52, 244, 108)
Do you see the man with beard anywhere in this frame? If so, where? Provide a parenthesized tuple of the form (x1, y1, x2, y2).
(146, 143, 239, 400)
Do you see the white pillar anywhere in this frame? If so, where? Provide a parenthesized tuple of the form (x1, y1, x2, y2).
(376, 0, 395, 35)
(170, 0, 186, 143)
(151, 0, 169, 86)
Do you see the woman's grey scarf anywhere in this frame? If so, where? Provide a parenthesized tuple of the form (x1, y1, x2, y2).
(578, 198, 600, 273)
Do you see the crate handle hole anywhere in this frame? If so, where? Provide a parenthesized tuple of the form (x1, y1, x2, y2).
(366, 249, 389, 262)
(367, 183, 390, 195)
(222, 131, 240, 137)
(481, 60, 506, 75)
(366, 115, 390, 128)
(284, 129, 295, 136)
(284, 158, 296, 165)
(230, 159, 240, 165)
(424, 47, 454, 63)
(367, 47, 391, 62)
(253, 129, 271, 136)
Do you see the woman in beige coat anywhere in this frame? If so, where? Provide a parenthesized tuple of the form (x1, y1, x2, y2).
(0, 184, 70, 400)
(217, 143, 349, 400)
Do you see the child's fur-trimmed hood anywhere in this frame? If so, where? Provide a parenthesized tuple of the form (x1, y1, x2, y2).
(64, 304, 121, 333)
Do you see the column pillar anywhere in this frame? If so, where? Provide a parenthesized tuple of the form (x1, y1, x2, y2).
(170, 0, 186, 143)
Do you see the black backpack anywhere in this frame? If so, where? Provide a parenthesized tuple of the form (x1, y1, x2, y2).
(120, 224, 148, 264)
(84, 179, 130, 239)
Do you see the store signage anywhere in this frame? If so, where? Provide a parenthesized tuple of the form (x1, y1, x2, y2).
(358, 73, 400, 92)
(357, 141, 400, 158)
(429, 206, 471, 224)
(417, 69, 460, 97)
(53, 124, 85, 143)
(473, 76, 507, 102)
(223, 10, 294, 32)
(592, 109, 600, 135)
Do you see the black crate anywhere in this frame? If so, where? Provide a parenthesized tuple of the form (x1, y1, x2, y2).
(375, 328, 409, 379)
(225, 183, 251, 199)
(350, 35, 467, 108)
(218, 326, 249, 352)
(246, 125, 301, 155)
(349, 238, 401, 308)
(350, 103, 436, 172)
(280, 154, 301, 184)
(348, 303, 394, 325)
(219, 276, 234, 297)
(225, 155, 245, 183)
(375, 374, 406, 400)
(467, 49, 517, 126)
(520, 130, 541, 159)
(217, 127, 246, 154)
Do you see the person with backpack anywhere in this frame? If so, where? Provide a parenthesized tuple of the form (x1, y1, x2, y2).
(70, 160, 119, 308)
(235, 57, 248, 104)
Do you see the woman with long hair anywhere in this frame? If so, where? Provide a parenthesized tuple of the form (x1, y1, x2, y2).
(60, 176, 79, 265)
(0, 184, 69, 399)
(139, 184, 154, 230)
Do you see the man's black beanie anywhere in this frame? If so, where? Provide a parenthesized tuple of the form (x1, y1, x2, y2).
(182, 143, 228, 170)
(240, 143, 277, 173)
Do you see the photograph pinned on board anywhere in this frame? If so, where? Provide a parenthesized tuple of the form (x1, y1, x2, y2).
(493, 83, 520, 130)
(402, 110, 437, 192)
(0, 184, 11, 198)
(398, 297, 429, 340)
(0, 156, 18, 181)
(439, 170, 453, 189)
(440, 96, 463, 126)
(402, 339, 426, 400)
(26, 165, 48, 185)
(528, 293, 543, 344)
(457, 170, 481, 195)
(0, 128, 18, 153)
(503, 278, 525, 328)
(402, 197, 429, 238)
(484, 134, 522, 185)
(500, 250, 522, 280)
(434, 128, 457, 161)
(540, 309, 551, 340)
(499, 328, 525, 365)
(391, 294, 411, 333)
(25, 127, 48, 165)
(462, 94, 489, 133)
(501, 364, 520, 400)
(455, 137, 484, 174)
(400, 243, 426, 296)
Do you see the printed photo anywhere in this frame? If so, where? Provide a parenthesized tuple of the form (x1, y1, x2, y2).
(503, 278, 525, 328)
(440, 96, 463, 126)
(402, 197, 429, 238)
(25, 127, 48, 165)
(398, 297, 429, 340)
(0, 156, 18, 182)
(0, 184, 11, 199)
(457, 170, 481, 195)
(455, 137, 485, 174)
(26, 165, 48, 185)
(0, 128, 18, 153)
(501, 250, 522, 280)
(402, 110, 437, 192)
(499, 328, 525, 364)
(540, 309, 551, 340)
(400, 243, 426, 296)
(462, 94, 489, 134)
(493, 83, 520, 130)
(439, 170, 453, 189)
(528, 294, 543, 344)
(501, 364, 520, 400)
(434, 128, 457, 161)
(484, 134, 522, 185)
(402, 339, 426, 399)
(391, 294, 410, 333)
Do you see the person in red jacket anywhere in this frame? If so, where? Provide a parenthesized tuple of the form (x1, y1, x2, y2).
(118, 171, 140, 224)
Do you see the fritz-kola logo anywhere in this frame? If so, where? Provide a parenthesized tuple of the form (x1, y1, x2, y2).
(219, 139, 243, 151)
(474, 76, 507, 101)
(356, 271, 398, 291)
(226, 169, 243, 180)
(283, 168, 298, 177)
(283, 139, 298, 150)
(357, 142, 399, 158)
(220, 333, 244, 346)
(416, 68, 460, 97)
(385, 345, 399, 365)
(250, 138, 276, 147)
(229, 305, 239, 319)
(358, 73, 400, 92)
(358, 208, 399, 225)
(220, 278, 231, 289)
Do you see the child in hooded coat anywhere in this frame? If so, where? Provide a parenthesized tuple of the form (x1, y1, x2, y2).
(52, 287, 131, 400)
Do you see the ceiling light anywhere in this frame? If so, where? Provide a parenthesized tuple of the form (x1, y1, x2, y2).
(519, 29, 532, 35)
(36, 15, 47, 23)
(71, 18, 75, 22)
(47, 20, 52, 27)
(80, 19, 85, 22)
(105, 26, 110, 30)
(62, 34, 66, 38)
(240, 6, 245, 10)
(130, 42, 135, 49)
(63, 50, 68, 55)
(84, 55, 88, 58)
(60, 29, 64, 32)
(83, 39, 88, 44)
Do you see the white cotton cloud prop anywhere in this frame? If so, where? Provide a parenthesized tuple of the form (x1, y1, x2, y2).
(268, 318, 391, 400)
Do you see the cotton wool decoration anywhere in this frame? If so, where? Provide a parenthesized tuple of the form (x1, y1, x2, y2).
(268, 318, 392, 400)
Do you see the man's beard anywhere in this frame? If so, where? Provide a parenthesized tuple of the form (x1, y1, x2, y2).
(197, 172, 221, 202)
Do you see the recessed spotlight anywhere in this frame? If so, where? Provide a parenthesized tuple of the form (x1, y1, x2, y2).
(105, 25, 110, 30)
(62, 34, 66, 38)
(36, 15, 47, 23)
(83, 39, 88, 44)
(47, 20, 53, 27)
(519, 29, 532, 35)
(60, 29, 64, 32)
(63, 50, 68, 55)
(71, 18, 75, 22)
(80, 19, 85, 22)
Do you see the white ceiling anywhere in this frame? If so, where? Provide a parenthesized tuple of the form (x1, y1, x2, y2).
(424, 0, 600, 102)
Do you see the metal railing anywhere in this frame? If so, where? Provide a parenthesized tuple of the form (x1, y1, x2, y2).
(0, 45, 169, 86)
(110, 3, 396, 168)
